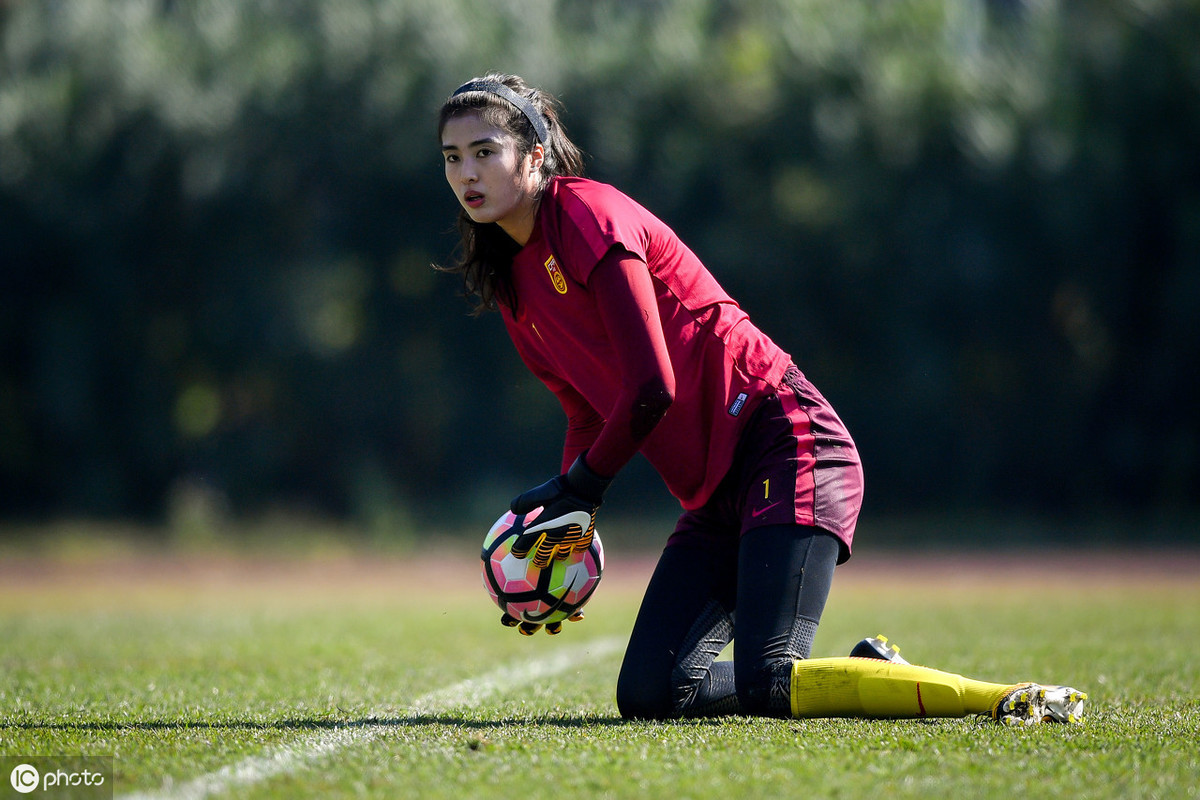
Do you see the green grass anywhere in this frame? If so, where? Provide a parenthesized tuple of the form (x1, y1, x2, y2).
(1, 547, 1198, 799)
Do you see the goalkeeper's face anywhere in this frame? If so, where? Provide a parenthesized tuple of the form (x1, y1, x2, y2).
(441, 112, 545, 244)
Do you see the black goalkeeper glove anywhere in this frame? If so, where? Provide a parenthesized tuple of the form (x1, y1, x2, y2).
(509, 454, 612, 569)
(500, 610, 586, 636)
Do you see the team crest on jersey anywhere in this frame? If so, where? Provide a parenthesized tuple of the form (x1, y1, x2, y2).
(544, 255, 568, 295)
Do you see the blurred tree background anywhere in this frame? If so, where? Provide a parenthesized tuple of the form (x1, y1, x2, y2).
(2, 0, 1197, 544)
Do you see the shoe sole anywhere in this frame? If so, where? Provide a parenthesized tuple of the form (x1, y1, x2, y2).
(993, 684, 1048, 726)
(849, 635, 911, 665)
(993, 683, 1087, 725)
(1042, 686, 1088, 724)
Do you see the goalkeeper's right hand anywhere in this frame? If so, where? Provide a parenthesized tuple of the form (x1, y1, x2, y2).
(509, 454, 611, 569)
(500, 611, 585, 636)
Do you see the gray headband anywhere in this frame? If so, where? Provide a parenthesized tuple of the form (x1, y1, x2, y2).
(451, 80, 549, 144)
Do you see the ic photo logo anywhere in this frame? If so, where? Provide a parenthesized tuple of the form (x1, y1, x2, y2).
(9, 764, 39, 794)
(7, 760, 108, 795)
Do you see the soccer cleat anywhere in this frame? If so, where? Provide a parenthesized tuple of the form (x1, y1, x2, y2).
(991, 683, 1088, 725)
(849, 634, 911, 665)
(1041, 685, 1087, 724)
(991, 683, 1048, 726)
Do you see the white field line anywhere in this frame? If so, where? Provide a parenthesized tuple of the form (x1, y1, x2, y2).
(120, 636, 625, 800)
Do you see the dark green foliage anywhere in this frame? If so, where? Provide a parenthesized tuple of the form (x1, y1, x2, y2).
(1, 1, 1197, 534)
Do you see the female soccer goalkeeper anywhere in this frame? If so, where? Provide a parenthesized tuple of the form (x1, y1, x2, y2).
(436, 73, 1085, 725)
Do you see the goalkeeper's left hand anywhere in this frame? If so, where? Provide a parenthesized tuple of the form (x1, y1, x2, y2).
(509, 454, 612, 569)
(500, 610, 586, 636)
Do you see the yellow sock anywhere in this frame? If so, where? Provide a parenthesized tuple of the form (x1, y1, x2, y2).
(790, 657, 1015, 719)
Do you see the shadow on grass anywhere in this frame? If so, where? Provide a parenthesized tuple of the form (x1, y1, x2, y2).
(1, 713, 739, 731)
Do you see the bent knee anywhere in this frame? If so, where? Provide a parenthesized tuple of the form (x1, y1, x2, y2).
(616, 676, 675, 720)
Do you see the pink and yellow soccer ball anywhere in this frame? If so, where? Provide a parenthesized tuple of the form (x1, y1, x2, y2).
(480, 508, 604, 626)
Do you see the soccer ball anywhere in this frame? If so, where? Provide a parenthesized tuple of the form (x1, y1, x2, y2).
(480, 508, 604, 626)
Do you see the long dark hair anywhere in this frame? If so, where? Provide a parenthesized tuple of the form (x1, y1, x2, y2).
(436, 73, 585, 314)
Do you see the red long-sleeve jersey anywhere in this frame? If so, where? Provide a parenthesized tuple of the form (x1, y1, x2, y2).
(500, 177, 794, 510)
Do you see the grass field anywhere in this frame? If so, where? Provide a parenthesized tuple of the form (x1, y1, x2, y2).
(1, 541, 1198, 799)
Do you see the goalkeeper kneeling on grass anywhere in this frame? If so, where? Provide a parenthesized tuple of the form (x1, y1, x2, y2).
(436, 73, 1086, 726)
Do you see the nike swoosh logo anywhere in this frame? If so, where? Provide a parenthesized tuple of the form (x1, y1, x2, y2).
(751, 501, 782, 518)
